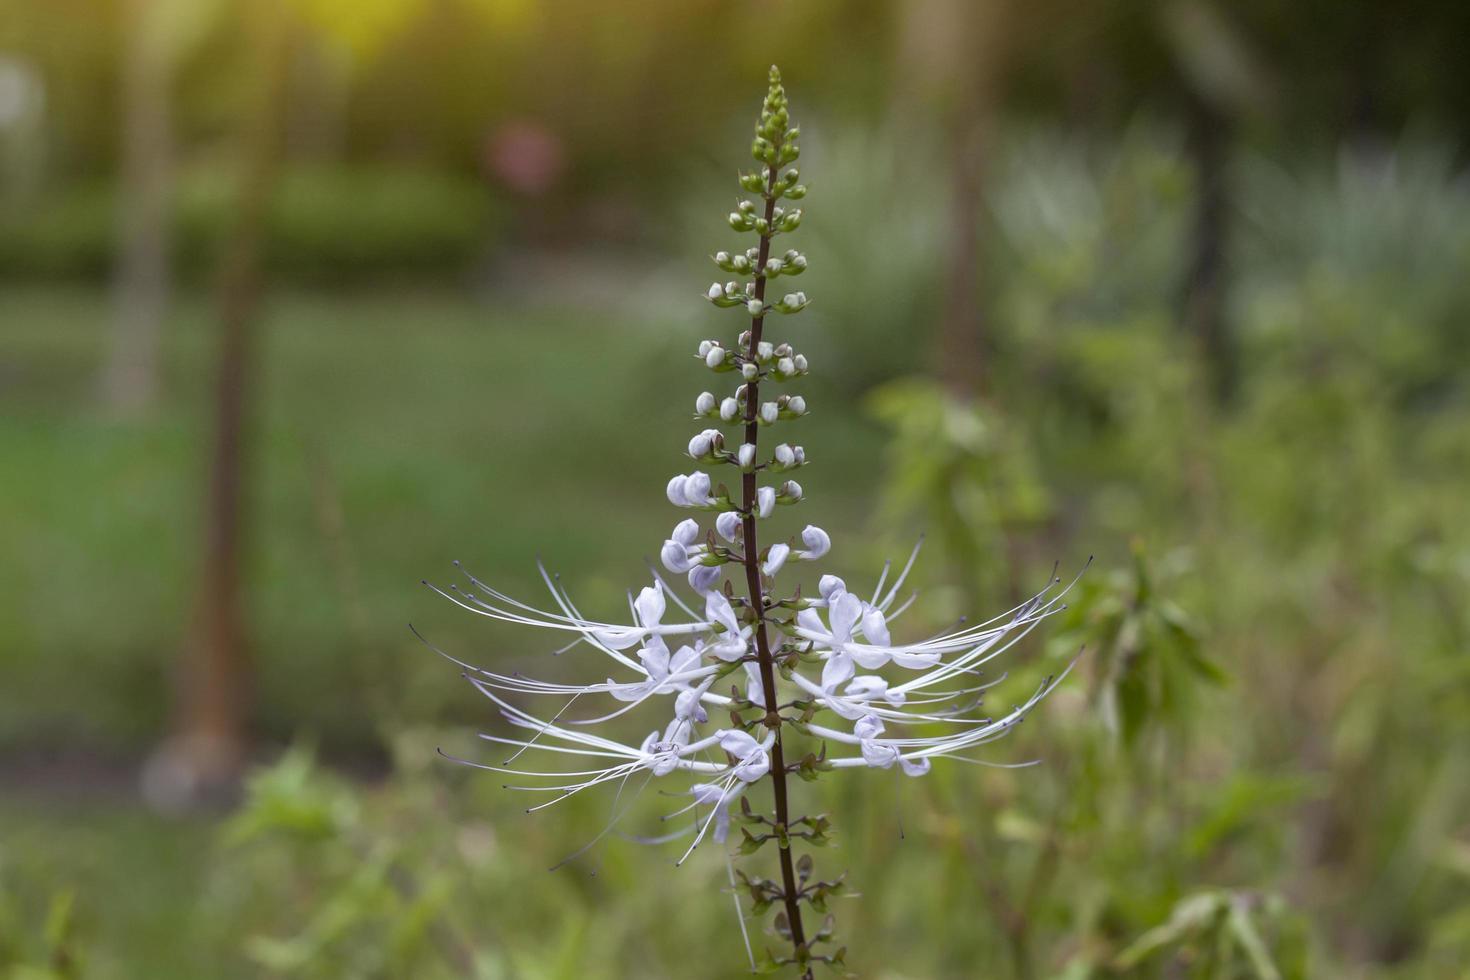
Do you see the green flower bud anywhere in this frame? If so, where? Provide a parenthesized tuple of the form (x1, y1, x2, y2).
(779, 210, 802, 233)
(785, 184, 807, 200)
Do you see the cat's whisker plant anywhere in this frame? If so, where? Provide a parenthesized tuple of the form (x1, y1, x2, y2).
(423, 66, 1080, 977)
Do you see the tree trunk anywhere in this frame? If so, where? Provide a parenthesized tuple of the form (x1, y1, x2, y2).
(101, 0, 174, 417)
(896, 0, 1009, 400)
(1181, 91, 1234, 402)
(142, 0, 289, 811)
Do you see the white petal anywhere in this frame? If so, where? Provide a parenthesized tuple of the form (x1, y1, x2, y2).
(717, 730, 760, 757)
(821, 652, 855, 691)
(763, 543, 790, 577)
(661, 539, 694, 573)
(756, 487, 775, 518)
(743, 662, 766, 708)
(684, 471, 712, 506)
(844, 675, 889, 701)
(818, 575, 846, 600)
(860, 605, 890, 647)
(829, 592, 863, 644)
(673, 518, 701, 546)
(898, 756, 932, 777)
(854, 714, 885, 740)
(798, 525, 831, 560)
(666, 475, 689, 507)
(860, 739, 900, 769)
(715, 511, 743, 543)
(687, 565, 721, 594)
(634, 584, 666, 627)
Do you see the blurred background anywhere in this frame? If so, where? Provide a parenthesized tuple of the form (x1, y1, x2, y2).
(3, 0, 1469, 976)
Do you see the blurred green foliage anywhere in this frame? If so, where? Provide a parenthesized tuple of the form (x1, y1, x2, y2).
(0, 166, 499, 282)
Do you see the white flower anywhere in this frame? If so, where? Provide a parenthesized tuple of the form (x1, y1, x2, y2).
(719, 397, 739, 421)
(759, 402, 778, 424)
(756, 487, 775, 518)
(688, 432, 713, 458)
(704, 346, 725, 369)
(706, 283, 723, 301)
(704, 590, 750, 661)
(695, 391, 716, 414)
(718, 729, 771, 782)
(777, 356, 795, 376)
(738, 444, 756, 469)
(774, 443, 795, 467)
(788, 395, 806, 414)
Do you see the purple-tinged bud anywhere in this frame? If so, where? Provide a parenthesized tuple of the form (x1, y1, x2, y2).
(715, 511, 742, 543)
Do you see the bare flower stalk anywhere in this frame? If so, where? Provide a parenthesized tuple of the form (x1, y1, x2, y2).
(424, 66, 1079, 977)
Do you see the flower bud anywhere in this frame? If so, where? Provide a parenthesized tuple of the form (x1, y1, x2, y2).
(661, 538, 695, 573)
(793, 354, 808, 372)
(764, 258, 783, 276)
(741, 362, 758, 381)
(704, 346, 726, 369)
(688, 432, 712, 458)
(719, 397, 739, 421)
(673, 518, 701, 546)
(695, 391, 716, 415)
(757, 486, 775, 518)
(746, 299, 763, 317)
(779, 209, 802, 232)
(687, 564, 722, 595)
(757, 341, 774, 361)
(714, 251, 732, 268)
(732, 254, 752, 274)
(777, 357, 795, 376)
(728, 212, 748, 231)
(737, 199, 757, 215)
(706, 283, 723, 301)
(762, 543, 790, 578)
(739, 171, 764, 193)
(797, 525, 830, 560)
(715, 510, 742, 543)
(785, 184, 807, 200)
(788, 395, 807, 415)
(698, 340, 714, 357)
(685, 471, 712, 505)
(818, 574, 845, 599)
(666, 475, 689, 508)
(780, 480, 803, 502)
(774, 443, 795, 467)
(738, 443, 756, 469)
(759, 402, 778, 424)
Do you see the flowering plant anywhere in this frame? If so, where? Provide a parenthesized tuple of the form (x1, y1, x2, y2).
(425, 67, 1078, 977)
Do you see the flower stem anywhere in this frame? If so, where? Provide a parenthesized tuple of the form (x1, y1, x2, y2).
(739, 168, 811, 977)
